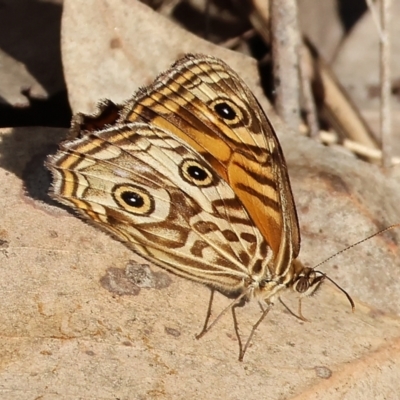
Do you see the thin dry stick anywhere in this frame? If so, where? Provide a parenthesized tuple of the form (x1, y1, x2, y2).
(270, 0, 301, 133)
(316, 130, 400, 164)
(221, 29, 257, 50)
(379, 0, 392, 168)
(308, 44, 379, 153)
(299, 44, 319, 138)
(249, 0, 271, 43)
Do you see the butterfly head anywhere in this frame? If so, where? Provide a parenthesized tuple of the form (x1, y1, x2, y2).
(291, 262, 325, 298)
(290, 259, 355, 310)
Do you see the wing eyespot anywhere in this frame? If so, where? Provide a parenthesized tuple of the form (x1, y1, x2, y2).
(180, 159, 215, 187)
(211, 99, 249, 126)
(113, 184, 154, 215)
(214, 102, 237, 120)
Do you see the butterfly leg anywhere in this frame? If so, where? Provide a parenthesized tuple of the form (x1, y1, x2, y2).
(235, 303, 273, 361)
(297, 298, 310, 322)
(278, 297, 309, 322)
(196, 290, 248, 340)
(231, 302, 244, 361)
(196, 288, 215, 339)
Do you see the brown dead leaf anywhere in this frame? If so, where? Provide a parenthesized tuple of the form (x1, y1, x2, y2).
(61, 0, 278, 120)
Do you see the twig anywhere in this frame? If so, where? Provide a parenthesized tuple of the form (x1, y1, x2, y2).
(269, 0, 301, 133)
(299, 44, 319, 138)
(314, 129, 400, 165)
(379, 0, 392, 168)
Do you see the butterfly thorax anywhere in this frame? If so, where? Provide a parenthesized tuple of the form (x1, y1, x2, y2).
(247, 255, 293, 302)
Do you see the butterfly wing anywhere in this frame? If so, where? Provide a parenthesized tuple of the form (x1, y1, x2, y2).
(47, 123, 273, 294)
(120, 54, 300, 278)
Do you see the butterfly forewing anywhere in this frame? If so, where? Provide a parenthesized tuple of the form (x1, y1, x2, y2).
(120, 54, 300, 276)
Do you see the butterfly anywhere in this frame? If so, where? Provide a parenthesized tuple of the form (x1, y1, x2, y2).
(47, 54, 353, 360)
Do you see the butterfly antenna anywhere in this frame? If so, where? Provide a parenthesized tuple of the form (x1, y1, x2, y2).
(313, 223, 400, 271)
(311, 223, 400, 311)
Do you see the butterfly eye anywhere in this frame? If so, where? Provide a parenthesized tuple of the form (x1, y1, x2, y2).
(113, 184, 154, 215)
(294, 277, 309, 293)
(180, 159, 214, 187)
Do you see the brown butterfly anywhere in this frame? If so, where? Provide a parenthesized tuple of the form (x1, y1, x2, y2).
(47, 54, 353, 360)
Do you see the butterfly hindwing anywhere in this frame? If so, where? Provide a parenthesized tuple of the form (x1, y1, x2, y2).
(47, 122, 273, 293)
